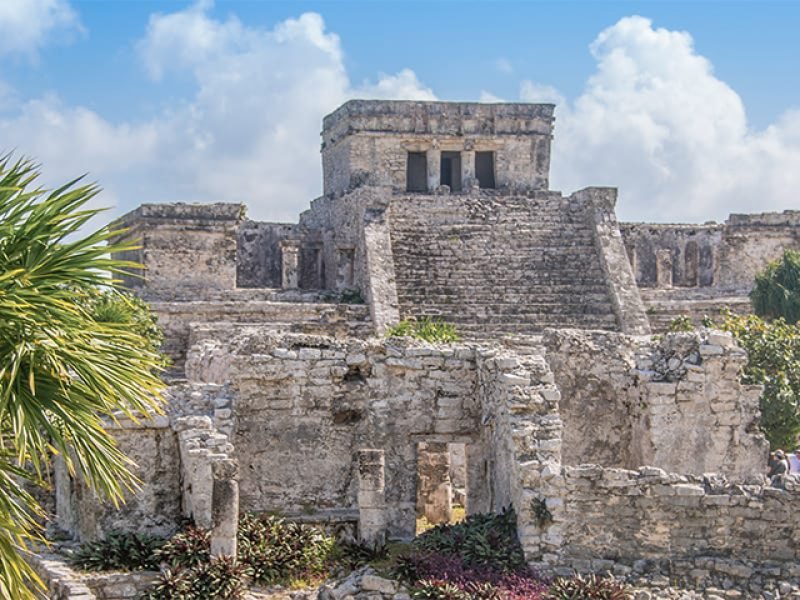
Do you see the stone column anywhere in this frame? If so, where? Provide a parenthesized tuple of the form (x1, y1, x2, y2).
(656, 249, 674, 288)
(461, 149, 475, 190)
(426, 148, 441, 192)
(336, 246, 355, 290)
(280, 240, 301, 289)
(357, 449, 387, 546)
(210, 459, 239, 559)
(416, 442, 452, 525)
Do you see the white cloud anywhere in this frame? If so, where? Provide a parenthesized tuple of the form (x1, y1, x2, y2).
(539, 16, 800, 222)
(0, 0, 82, 59)
(356, 69, 436, 101)
(519, 82, 564, 107)
(0, 3, 435, 222)
(479, 90, 505, 103)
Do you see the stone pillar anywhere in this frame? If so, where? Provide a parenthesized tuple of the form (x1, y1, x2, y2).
(426, 148, 441, 192)
(461, 149, 475, 190)
(416, 442, 452, 525)
(210, 459, 239, 559)
(336, 246, 355, 290)
(280, 240, 301, 289)
(656, 249, 674, 288)
(466, 443, 490, 515)
(357, 449, 387, 546)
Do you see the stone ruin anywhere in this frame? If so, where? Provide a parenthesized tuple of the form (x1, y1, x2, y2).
(50, 100, 800, 592)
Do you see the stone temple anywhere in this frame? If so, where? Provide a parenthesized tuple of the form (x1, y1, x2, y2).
(52, 101, 800, 590)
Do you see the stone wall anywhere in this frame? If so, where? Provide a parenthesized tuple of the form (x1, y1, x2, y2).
(111, 203, 242, 292)
(188, 332, 484, 539)
(544, 329, 769, 478)
(622, 210, 800, 292)
(620, 223, 722, 289)
(555, 466, 800, 590)
(236, 220, 299, 288)
(151, 297, 371, 367)
(56, 415, 182, 541)
(716, 211, 800, 289)
(544, 329, 642, 468)
(321, 100, 554, 195)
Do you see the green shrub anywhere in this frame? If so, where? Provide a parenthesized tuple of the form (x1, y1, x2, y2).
(717, 311, 800, 449)
(154, 526, 211, 569)
(140, 556, 251, 600)
(667, 315, 694, 332)
(385, 317, 461, 343)
(332, 539, 389, 570)
(76, 288, 168, 367)
(71, 531, 165, 572)
(413, 507, 524, 572)
(545, 573, 631, 600)
(237, 513, 335, 585)
(751, 249, 800, 324)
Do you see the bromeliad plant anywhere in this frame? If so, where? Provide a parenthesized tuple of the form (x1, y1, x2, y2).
(0, 155, 166, 599)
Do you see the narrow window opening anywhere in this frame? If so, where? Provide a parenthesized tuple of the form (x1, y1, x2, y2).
(406, 152, 427, 192)
(440, 152, 462, 191)
(475, 151, 496, 189)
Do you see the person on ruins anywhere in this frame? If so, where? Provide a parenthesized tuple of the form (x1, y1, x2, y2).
(768, 449, 790, 486)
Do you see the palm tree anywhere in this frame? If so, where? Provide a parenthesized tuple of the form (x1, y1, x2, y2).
(0, 156, 165, 598)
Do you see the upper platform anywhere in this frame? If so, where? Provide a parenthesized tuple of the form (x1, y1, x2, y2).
(321, 100, 555, 196)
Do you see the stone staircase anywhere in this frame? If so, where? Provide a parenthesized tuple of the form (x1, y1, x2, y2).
(388, 193, 618, 339)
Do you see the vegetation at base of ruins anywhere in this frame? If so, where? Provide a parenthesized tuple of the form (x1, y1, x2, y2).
(154, 526, 211, 569)
(0, 155, 166, 599)
(385, 317, 461, 343)
(141, 514, 337, 597)
(751, 249, 800, 325)
(71, 531, 166, 572)
(544, 573, 632, 600)
(409, 508, 525, 572)
(139, 556, 250, 600)
(331, 539, 390, 570)
(716, 311, 800, 450)
(667, 315, 694, 333)
(394, 509, 630, 600)
(236, 513, 335, 585)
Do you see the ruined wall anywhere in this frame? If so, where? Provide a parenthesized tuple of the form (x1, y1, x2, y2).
(631, 331, 768, 477)
(321, 101, 554, 195)
(188, 333, 483, 539)
(556, 466, 800, 589)
(151, 298, 371, 366)
(57, 416, 182, 541)
(621, 210, 800, 292)
(236, 220, 298, 288)
(620, 223, 722, 288)
(111, 203, 242, 293)
(716, 211, 800, 289)
(544, 329, 642, 468)
(544, 329, 768, 478)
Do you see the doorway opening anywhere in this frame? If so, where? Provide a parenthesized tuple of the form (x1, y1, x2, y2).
(416, 442, 467, 534)
(440, 152, 462, 191)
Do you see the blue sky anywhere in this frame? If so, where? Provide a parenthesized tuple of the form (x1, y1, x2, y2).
(1, 0, 799, 223)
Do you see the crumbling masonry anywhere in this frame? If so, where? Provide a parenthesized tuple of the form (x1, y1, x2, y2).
(54, 100, 800, 591)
